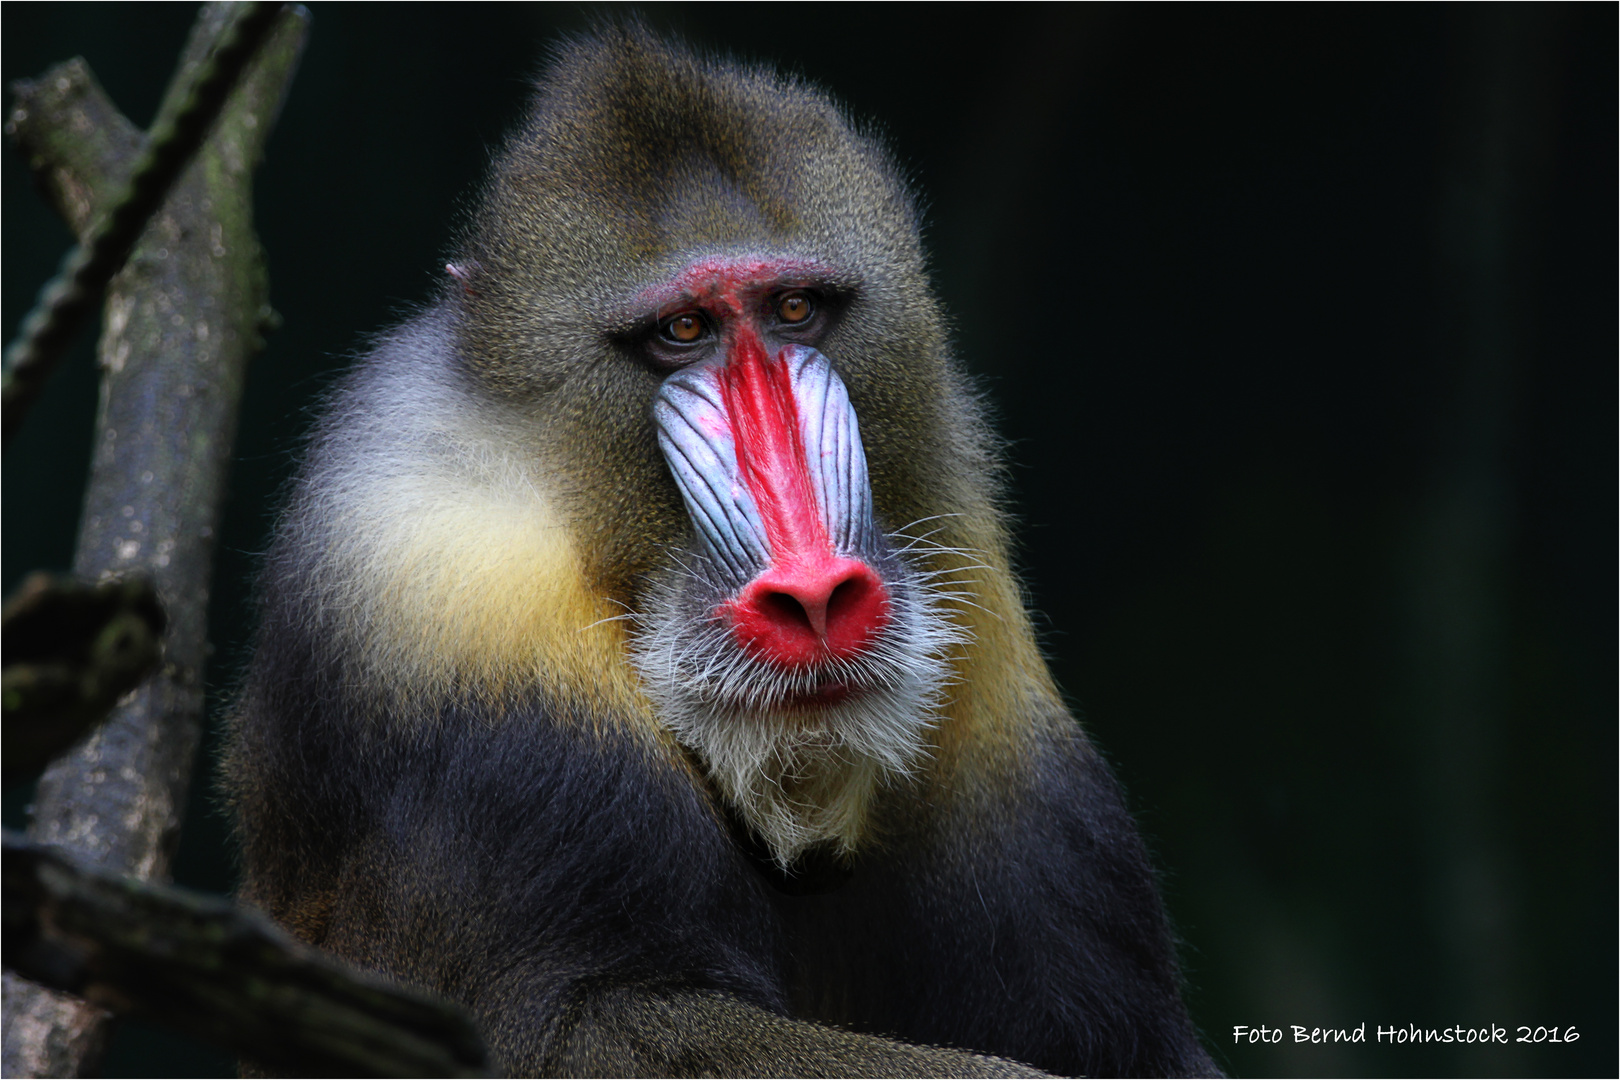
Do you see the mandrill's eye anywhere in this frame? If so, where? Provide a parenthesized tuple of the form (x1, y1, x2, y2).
(661, 311, 708, 344)
(776, 290, 813, 324)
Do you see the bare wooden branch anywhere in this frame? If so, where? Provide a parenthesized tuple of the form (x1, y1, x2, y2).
(2, 574, 166, 785)
(3, 831, 492, 1077)
(1, 5, 311, 1075)
(0, 2, 284, 446)
(3, 59, 143, 237)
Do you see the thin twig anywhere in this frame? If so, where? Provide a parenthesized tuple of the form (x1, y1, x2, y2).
(0, 2, 282, 447)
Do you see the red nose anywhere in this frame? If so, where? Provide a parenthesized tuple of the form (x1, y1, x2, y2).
(724, 553, 890, 668)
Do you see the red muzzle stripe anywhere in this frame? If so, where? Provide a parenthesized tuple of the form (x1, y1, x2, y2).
(718, 329, 828, 561)
(714, 331, 891, 667)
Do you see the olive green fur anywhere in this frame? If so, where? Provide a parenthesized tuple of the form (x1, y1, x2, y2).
(450, 25, 999, 602)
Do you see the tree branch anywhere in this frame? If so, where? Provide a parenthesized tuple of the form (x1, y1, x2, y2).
(2, 575, 166, 786)
(3, 59, 143, 237)
(1, 5, 311, 1075)
(3, 831, 491, 1077)
(0, 2, 282, 446)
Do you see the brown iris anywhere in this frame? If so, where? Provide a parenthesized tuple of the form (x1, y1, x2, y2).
(777, 291, 812, 324)
(663, 311, 706, 343)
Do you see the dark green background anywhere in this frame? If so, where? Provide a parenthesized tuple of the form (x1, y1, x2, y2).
(4, 4, 1614, 1077)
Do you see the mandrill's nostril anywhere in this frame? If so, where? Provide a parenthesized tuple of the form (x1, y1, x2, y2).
(826, 574, 873, 626)
(725, 558, 891, 668)
(755, 566, 874, 640)
(758, 588, 821, 637)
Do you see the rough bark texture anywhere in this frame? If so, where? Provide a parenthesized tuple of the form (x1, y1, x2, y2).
(2, 5, 309, 1076)
(0, 3, 285, 445)
(4, 832, 491, 1077)
(2, 574, 166, 785)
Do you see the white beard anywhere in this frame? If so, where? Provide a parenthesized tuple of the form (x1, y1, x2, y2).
(632, 562, 964, 867)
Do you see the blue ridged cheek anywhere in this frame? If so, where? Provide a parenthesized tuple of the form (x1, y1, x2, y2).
(652, 345, 881, 588)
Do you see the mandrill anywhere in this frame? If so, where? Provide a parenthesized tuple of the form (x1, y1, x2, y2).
(225, 25, 1219, 1079)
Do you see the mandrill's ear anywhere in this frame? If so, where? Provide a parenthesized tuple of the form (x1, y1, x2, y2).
(224, 23, 1219, 1080)
(445, 262, 479, 295)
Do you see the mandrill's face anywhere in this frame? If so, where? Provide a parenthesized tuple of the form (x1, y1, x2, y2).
(451, 57, 986, 869)
(626, 254, 963, 867)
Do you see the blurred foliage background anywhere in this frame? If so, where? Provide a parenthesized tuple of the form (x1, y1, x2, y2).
(4, 4, 1613, 1077)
